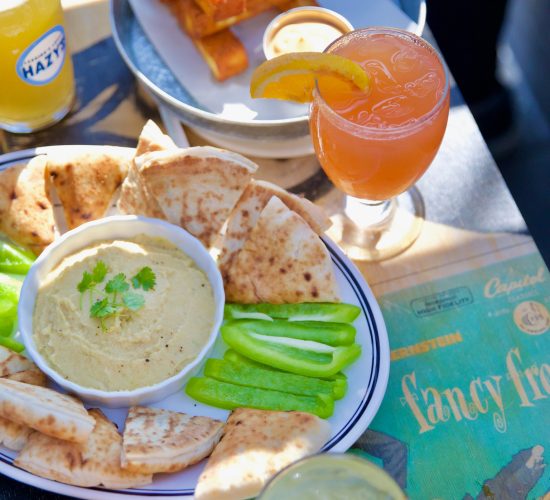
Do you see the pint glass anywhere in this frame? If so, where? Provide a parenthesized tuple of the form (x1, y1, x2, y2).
(0, 0, 75, 133)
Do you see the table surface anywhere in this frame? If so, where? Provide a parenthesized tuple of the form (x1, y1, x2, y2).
(0, 1, 544, 499)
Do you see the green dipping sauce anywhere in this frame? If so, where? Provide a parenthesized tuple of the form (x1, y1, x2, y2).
(259, 454, 406, 500)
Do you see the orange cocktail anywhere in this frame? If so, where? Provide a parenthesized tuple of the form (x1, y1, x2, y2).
(310, 28, 450, 201)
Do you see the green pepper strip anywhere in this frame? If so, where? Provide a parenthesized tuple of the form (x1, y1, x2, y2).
(0, 336, 24, 353)
(0, 241, 35, 275)
(224, 302, 361, 323)
(330, 373, 348, 399)
(205, 358, 347, 400)
(223, 319, 356, 346)
(186, 376, 334, 418)
(0, 283, 18, 317)
(0, 317, 14, 337)
(224, 349, 277, 370)
(222, 350, 348, 399)
(221, 325, 361, 378)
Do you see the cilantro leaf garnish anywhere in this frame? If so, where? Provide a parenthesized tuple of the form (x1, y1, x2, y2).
(122, 292, 145, 311)
(90, 297, 122, 331)
(77, 271, 93, 294)
(77, 261, 109, 309)
(105, 273, 130, 294)
(131, 267, 156, 291)
(77, 262, 155, 331)
(90, 297, 121, 318)
(92, 261, 108, 283)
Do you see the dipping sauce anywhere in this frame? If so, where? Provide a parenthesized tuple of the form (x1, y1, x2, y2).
(33, 235, 215, 391)
(269, 22, 345, 57)
(263, 7, 353, 60)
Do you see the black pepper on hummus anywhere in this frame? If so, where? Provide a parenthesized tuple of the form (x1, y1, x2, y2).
(33, 235, 215, 391)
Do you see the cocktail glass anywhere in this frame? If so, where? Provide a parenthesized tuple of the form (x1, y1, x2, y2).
(310, 27, 450, 261)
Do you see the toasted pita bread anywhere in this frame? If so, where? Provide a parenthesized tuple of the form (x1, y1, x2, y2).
(14, 409, 152, 489)
(219, 179, 331, 279)
(117, 159, 165, 218)
(0, 378, 94, 443)
(6, 368, 47, 387)
(0, 417, 33, 451)
(118, 121, 176, 218)
(46, 148, 131, 230)
(0, 366, 47, 451)
(140, 147, 257, 247)
(135, 120, 177, 157)
(0, 156, 55, 254)
(121, 406, 224, 474)
(195, 409, 330, 500)
(0, 346, 35, 377)
(225, 196, 339, 303)
(0, 346, 47, 385)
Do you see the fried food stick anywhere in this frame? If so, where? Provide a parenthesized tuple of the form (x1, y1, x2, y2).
(192, 29, 249, 81)
(176, 0, 287, 38)
(194, 0, 246, 21)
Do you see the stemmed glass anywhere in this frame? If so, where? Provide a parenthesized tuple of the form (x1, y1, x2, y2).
(310, 27, 450, 261)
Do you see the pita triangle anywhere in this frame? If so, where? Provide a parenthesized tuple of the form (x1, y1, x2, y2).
(140, 147, 257, 247)
(46, 148, 131, 229)
(0, 378, 95, 443)
(118, 121, 176, 218)
(225, 196, 339, 303)
(0, 417, 33, 451)
(121, 406, 224, 474)
(0, 346, 35, 377)
(135, 119, 176, 156)
(218, 179, 331, 280)
(14, 409, 152, 489)
(5, 368, 47, 386)
(195, 408, 330, 500)
(0, 362, 47, 451)
(0, 156, 55, 254)
(117, 156, 166, 218)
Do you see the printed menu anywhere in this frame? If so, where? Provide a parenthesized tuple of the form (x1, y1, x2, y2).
(357, 251, 550, 499)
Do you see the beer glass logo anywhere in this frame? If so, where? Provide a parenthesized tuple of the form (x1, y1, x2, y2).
(16, 25, 67, 85)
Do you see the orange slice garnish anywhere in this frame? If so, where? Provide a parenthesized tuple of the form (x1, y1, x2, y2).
(250, 52, 370, 103)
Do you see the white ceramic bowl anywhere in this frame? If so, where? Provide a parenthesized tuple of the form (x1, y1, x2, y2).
(262, 7, 354, 60)
(18, 215, 225, 408)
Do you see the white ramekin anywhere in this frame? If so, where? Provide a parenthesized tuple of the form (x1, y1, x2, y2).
(18, 215, 224, 408)
(263, 7, 354, 60)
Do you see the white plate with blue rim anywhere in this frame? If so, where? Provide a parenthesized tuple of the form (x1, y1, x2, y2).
(110, 0, 425, 157)
(0, 145, 390, 498)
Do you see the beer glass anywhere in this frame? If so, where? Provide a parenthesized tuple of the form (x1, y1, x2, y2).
(0, 0, 75, 133)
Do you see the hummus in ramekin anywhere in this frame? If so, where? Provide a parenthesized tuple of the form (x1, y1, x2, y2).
(33, 235, 215, 391)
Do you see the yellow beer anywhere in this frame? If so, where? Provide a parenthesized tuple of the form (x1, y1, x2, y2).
(0, 0, 75, 132)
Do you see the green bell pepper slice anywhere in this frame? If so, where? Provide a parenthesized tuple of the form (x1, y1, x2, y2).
(223, 350, 348, 399)
(221, 324, 361, 378)
(0, 336, 24, 353)
(224, 349, 277, 370)
(222, 319, 356, 346)
(0, 316, 14, 337)
(186, 376, 334, 418)
(224, 302, 361, 323)
(204, 358, 347, 400)
(0, 282, 18, 318)
(0, 241, 35, 275)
